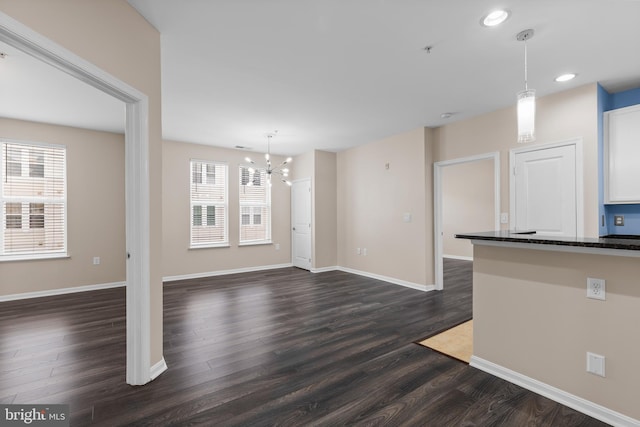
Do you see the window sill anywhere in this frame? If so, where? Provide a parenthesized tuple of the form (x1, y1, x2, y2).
(0, 253, 70, 263)
(238, 241, 273, 247)
(189, 244, 230, 250)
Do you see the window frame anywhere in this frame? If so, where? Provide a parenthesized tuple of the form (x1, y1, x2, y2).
(0, 139, 68, 261)
(189, 159, 229, 249)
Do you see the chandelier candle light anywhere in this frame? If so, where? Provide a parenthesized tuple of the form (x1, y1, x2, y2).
(516, 29, 535, 143)
(244, 131, 292, 186)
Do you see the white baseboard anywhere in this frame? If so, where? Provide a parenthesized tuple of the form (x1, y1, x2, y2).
(337, 266, 435, 292)
(150, 357, 168, 381)
(0, 281, 126, 302)
(470, 356, 640, 427)
(163, 263, 294, 282)
(310, 266, 338, 273)
(443, 254, 473, 261)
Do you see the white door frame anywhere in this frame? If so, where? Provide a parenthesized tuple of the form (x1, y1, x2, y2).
(433, 152, 500, 291)
(0, 12, 153, 385)
(291, 178, 312, 270)
(509, 138, 584, 237)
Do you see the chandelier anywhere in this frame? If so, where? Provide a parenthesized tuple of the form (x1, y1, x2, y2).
(516, 29, 535, 143)
(244, 131, 292, 186)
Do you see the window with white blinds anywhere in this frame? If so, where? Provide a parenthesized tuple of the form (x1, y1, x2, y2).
(190, 160, 228, 247)
(1, 140, 67, 259)
(239, 166, 271, 244)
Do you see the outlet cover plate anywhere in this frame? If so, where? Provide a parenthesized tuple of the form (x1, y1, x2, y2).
(587, 278, 606, 300)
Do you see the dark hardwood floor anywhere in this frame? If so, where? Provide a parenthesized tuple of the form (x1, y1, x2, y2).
(0, 259, 607, 426)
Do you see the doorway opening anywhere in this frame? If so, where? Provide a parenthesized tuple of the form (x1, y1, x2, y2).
(434, 152, 500, 290)
(0, 12, 153, 385)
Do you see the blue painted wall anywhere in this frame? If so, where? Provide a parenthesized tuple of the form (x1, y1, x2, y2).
(599, 85, 640, 236)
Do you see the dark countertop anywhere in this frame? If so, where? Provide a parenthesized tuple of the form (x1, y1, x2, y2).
(455, 230, 640, 252)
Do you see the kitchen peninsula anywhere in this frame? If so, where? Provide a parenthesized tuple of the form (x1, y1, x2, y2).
(457, 231, 640, 426)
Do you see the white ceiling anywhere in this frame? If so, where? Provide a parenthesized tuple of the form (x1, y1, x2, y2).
(2, 1, 640, 156)
(0, 41, 125, 134)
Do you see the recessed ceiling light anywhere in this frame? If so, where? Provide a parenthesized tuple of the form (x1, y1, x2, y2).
(481, 10, 510, 27)
(555, 73, 577, 82)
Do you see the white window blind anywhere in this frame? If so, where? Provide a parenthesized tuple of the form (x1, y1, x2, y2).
(1, 140, 66, 258)
(190, 160, 228, 247)
(239, 166, 271, 244)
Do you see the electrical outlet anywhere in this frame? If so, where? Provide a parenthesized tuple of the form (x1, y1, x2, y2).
(586, 352, 606, 377)
(274, 243, 280, 250)
(500, 212, 509, 224)
(356, 247, 361, 255)
(614, 215, 624, 226)
(587, 278, 606, 300)
(93, 256, 100, 265)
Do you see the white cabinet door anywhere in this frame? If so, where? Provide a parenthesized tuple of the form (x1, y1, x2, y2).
(513, 144, 577, 237)
(605, 104, 640, 204)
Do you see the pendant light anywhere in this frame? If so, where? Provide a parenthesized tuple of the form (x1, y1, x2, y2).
(516, 29, 535, 143)
(244, 131, 292, 186)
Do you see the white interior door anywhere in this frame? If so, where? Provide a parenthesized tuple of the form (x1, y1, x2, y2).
(291, 179, 312, 270)
(513, 144, 577, 237)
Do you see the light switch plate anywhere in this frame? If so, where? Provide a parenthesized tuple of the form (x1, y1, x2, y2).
(587, 352, 605, 377)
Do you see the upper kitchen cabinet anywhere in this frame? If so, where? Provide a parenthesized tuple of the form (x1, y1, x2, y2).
(604, 104, 640, 204)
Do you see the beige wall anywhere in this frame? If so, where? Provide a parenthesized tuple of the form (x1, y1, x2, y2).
(0, 118, 125, 294)
(162, 140, 291, 277)
(434, 83, 599, 237)
(442, 159, 495, 258)
(292, 150, 314, 182)
(473, 244, 640, 420)
(0, 0, 164, 364)
(314, 150, 337, 269)
(337, 128, 431, 286)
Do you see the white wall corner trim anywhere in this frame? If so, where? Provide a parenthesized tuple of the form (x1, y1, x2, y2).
(470, 356, 640, 427)
(163, 263, 294, 282)
(150, 357, 168, 381)
(337, 267, 434, 292)
(0, 281, 126, 302)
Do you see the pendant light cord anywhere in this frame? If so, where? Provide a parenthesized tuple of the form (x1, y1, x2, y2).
(524, 39, 529, 91)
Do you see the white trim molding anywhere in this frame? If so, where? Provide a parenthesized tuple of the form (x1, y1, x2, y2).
(0, 281, 125, 302)
(443, 254, 473, 262)
(163, 263, 294, 282)
(310, 266, 338, 273)
(470, 356, 640, 427)
(0, 11, 153, 386)
(337, 267, 435, 292)
(150, 357, 168, 381)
